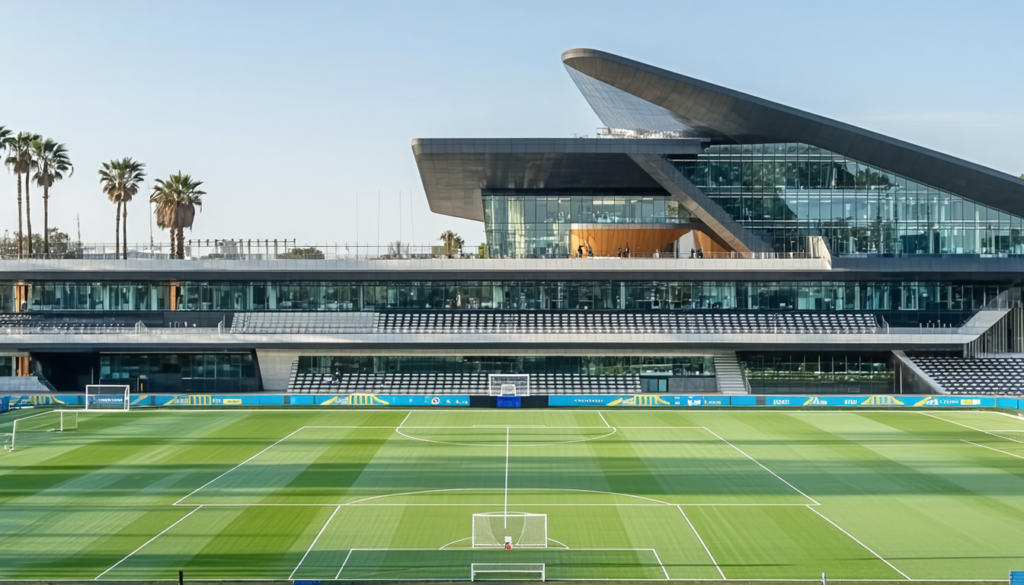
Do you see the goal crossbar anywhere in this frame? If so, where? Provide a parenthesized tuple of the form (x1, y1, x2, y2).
(85, 385, 131, 411)
(471, 563, 545, 582)
(488, 374, 530, 397)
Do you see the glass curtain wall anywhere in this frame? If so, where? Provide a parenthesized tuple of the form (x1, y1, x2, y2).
(99, 353, 259, 393)
(297, 355, 715, 377)
(0, 356, 12, 376)
(483, 189, 688, 258)
(675, 143, 1024, 255)
(740, 353, 894, 394)
(12, 280, 1005, 327)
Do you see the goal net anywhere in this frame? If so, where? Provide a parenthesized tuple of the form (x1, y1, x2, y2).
(471, 563, 545, 581)
(472, 513, 546, 548)
(488, 374, 530, 397)
(4, 411, 77, 452)
(85, 385, 131, 411)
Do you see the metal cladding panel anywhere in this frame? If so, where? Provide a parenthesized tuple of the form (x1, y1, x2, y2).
(412, 138, 703, 221)
(562, 48, 1024, 216)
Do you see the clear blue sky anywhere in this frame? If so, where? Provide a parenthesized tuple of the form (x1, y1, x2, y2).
(1, 0, 1021, 248)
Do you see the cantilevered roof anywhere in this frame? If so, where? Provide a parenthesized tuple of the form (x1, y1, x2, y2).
(562, 48, 1024, 217)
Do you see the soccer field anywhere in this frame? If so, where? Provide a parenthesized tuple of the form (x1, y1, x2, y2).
(2, 408, 1024, 581)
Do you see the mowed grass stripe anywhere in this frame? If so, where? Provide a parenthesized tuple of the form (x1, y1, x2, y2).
(687, 505, 904, 579)
(105, 505, 334, 579)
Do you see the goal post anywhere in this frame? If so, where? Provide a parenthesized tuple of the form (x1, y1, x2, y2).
(471, 563, 544, 582)
(4, 410, 77, 452)
(85, 385, 131, 411)
(472, 513, 547, 548)
(488, 374, 530, 397)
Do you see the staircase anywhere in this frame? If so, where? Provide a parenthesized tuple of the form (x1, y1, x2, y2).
(714, 353, 749, 395)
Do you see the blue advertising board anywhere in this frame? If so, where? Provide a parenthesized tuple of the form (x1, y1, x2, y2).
(497, 396, 522, 408)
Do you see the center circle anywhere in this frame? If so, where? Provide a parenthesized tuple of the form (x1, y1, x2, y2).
(396, 426, 616, 447)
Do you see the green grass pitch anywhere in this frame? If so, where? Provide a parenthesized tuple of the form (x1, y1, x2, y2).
(2, 408, 1024, 581)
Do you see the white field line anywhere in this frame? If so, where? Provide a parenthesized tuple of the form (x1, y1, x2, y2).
(548, 538, 570, 549)
(395, 427, 616, 447)
(173, 427, 308, 505)
(289, 504, 342, 579)
(922, 412, 1024, 443)
(962, 439, 1024, 460)
(474, 425, 546, 427)
(650, 548, 670, 580)
(439, 537, 471, 549)
(677, 505, 725, 580)
(504, 427, 510, 525)
(335, 549, 354, 579)
(397, 411, 412, 429)
(598, 411, 612, 428)
(701, 427, 820, 506)
(805, 506, 910, 580)
(344, 486, 676, 506)
(95, 506, 202, 579)
(186, 501, 817, 508)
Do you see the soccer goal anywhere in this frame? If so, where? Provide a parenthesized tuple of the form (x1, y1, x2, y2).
(488, 374, 530, 396)
(472, 513, 547, 548)
(471, 563, 545, 581)
(4, 411, 77, 452)
(85, 385, 131, 411)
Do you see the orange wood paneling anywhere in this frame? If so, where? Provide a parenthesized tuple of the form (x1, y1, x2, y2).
(570, 228, 690, 257)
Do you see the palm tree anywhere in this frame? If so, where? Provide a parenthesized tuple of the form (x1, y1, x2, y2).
(438, 230, 464, 258)
(4, 132, 40, 257)
(0, 126, 11, 248)
(98, 158, 146, 260)
(32, 139, 74, 256)
(150, 172, 205, 259)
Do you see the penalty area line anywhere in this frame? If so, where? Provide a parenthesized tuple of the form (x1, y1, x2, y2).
(173, 426, 307, 508)
(335, 549, 354, 580)
(95, 506, 202, 579)
(701, 427, 820, 506)
(290, 504, 342, 579)
(962, 439, 1024, 460)
(805, 506, 910, 580)
(677, 506, 725, 580)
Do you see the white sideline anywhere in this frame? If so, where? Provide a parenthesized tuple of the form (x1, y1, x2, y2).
(290, 504, 342, 579)
(701, 427, 820, 506)
(677, 506, 725, 580)
(962, 439, 1024, 460)
(504, 427, 510, 523)
(922, 412, 1024, 443)
(805, 506, 910, 580)
(173, 427, 308, 505)
(95, 506, 202, 579)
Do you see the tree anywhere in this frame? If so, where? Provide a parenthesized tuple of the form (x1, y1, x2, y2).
(98, 158, 146, 259)
(32, 139, 74, 255)
(0, 227, 76, 260)
(4, 132, 40, 257)
(279, 246, 325, 259)
(438, 230, 464, 258)
(150, 172, 205, 259)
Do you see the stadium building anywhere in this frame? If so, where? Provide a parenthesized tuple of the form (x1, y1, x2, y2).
(3, 48, 1024, 399)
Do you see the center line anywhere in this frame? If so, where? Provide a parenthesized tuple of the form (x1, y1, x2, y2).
(504, 426, 510, 528)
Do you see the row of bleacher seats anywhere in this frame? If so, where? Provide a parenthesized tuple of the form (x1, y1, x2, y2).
(911, 356, 1024, 396)
(231, 311, 375, 334)
(230, 311, 881, 335)
(0, 313, 132, 334)
(287, 372, 642, 394)
(376, 312, 880, 335)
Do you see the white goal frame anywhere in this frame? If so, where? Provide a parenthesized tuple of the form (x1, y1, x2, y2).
(471, 563, 545, 582)
(472, 512, 547, 548)
(5, 410, 77, 452)
(85, 385, 131, 411)
(488, 374, 530, 396)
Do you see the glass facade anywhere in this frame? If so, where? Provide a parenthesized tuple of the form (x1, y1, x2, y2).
(483, 189, 688, 258)
(8, 280, 1004, 326)
(740, 353, 894, 394)
(99, 353, 260, 393)
(0, 356, 12, 377)
(676, 144, 1024, 255)
(298, 355, 715, 377)
(21, 282, 170, 312)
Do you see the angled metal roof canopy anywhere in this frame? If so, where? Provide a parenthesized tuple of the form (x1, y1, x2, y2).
(562, 48, 1024, 217)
